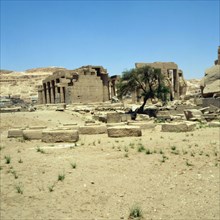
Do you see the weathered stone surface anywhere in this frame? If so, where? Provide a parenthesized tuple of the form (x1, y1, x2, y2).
(107, 122, 127, 127)
(79, 125, 107, 134)
(208, 122, 220, 127)
(184, 109, 202, 121)
(161, 122, 197, 132)
(42, 130, 79, 143)
(128, 122, 156, 130)
(28, 126, 47, 130)
(121, 114, 131, 122)
(107, 113, 122, 123)
(107, 126, 142, 137)
(201, 65, 220, 97)
(23, 129, 42, 140)
(57, 126, 79, 130)
(8, 129, 23, 138)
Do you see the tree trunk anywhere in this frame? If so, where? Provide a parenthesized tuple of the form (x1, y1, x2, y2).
(137, 96, 148, 113)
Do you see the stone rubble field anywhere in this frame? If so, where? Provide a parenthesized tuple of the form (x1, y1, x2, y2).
(0, 109, 220, 220)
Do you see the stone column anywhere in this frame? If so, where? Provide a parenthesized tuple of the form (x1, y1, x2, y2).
(43, 83, 47, 104)
(174, 69, 179, 99)
(101, 74, 109, 102)
(37, 90, 43, 104)
(46, 88, 50, 104)
(60, 87, 65, 103)
(50, 85, 55, 104)
(55, 86, 60, 103)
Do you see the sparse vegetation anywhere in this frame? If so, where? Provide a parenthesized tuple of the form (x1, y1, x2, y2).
(18, 158, 23, 163)
(71, 162, 77, 169)
(15, 183, 23, 194)
(48, 183, 56, 192)
(186, 160, 193, 166)
(129, 205, 143, 219)
(137, 144, 145, 152)
(124, 153, 129, 158)
(58, 173, 65, 181)
(145, 149, 151, 155)
(36, 146, 45, 154)
(4, 155, 11, 164)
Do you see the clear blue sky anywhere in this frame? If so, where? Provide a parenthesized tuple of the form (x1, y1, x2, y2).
(1, 0, 219, 79)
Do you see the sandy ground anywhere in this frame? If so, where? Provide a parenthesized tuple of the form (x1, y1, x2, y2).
(0, 110, 219, 220)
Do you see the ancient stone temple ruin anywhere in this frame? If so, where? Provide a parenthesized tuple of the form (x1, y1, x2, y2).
(37, 66, 110, 104)
(134, 62, 187, 101)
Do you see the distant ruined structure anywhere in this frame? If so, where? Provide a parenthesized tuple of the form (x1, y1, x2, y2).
(200, 46, 220, 107)
(134, 62, 187, 102)
(37, 66, 111, 104)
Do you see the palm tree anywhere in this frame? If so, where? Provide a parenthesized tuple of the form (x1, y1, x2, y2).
(117, 65, 170, 113)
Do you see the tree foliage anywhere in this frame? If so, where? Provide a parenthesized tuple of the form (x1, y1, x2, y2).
(117, 65, 170, 112)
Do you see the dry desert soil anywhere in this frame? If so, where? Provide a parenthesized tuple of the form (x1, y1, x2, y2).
(0, 110, 220, 220)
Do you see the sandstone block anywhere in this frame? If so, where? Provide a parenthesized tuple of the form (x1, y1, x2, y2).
(161, 122, 197, 132)
(184, 109, 202, 121)
(208, 122, 220, 127)
(107, 126, 142, 137)
(121, 114, 131, 122)
(42, 130, 79, 143)
(79, 125, 107, 134)
(128, 122, 156, 130)
(28, 126, 47, 130)
(23, 129, 42, 140)
(107, 113, 121, 123)
(8, 129, 23, 138)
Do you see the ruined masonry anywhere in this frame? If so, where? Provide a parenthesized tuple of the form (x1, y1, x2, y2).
(37, 66, 117, 104)
(135, 62, 187, 101)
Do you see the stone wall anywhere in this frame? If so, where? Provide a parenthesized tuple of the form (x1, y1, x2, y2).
(134, 62, 187, 101)
(38, 65, 110, 104)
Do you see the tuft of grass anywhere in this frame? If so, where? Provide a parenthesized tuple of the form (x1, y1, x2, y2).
(48, 183, 56, 192)
(124, 147, 129, 152)
(36, 146, 45, 154)
(98, 139, 101, 144)
(171, 150, 180, 155)
(186, 160, 193, 166)
(199, 151, 203, 155)
(11, 170, 18, 179)
(145, 149, 151, 155)
(159, 149, 164, 154)
(18, 158, 23, 163)
(15, 183, 23, 194)
(129, 205, 143, 219)
(161, 155, 168, 163)
(137, 144, 145, 153)
(71, 162, 77, 169)
(124, 153, 129, 158)
(171, 146, 176, 151)
(190, 152, 195, 157)
(4, 155, 11, 164)
(182, 150, 188, 155)
(129, 143, 135, 149)
(58, 173, 65, 181)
